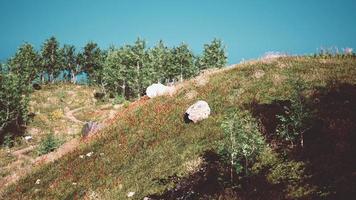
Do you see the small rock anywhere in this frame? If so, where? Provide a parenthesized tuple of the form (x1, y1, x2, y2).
(143, 197, 152, 200)
(72, 182, 77, 185)
(35, 179, 41, 185)
(185, 100, 211, 123)
(24, 136, 32, 141)
(86, 152, 93, 157)
(99, 153, 105, 156)
(127, 191, 135, 198)
(82, 121, 101, 137)
(79, 155, 84, 159)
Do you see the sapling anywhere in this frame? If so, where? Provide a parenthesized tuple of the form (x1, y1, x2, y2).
(221, 110, 265, 182)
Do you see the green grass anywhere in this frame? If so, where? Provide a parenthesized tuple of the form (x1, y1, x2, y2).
(2, 56, 356, 199)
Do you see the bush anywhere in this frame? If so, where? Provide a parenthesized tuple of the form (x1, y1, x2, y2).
(37, 132, 62, 155)
(220, 109, 265, 178)
(113, 94, 125, 105)
(2, 133, 14, 148)
(276, 78, 311, 147)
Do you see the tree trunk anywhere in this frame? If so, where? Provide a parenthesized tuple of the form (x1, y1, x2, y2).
(122, 80, 126, 99)
(71, 72, 76, 84)
(245, 156, 248, 176)
(231, 154, 234, 184)
(180, 65, 183, 82)
(136, 62, 140, 98)
(50, 73, 54, 83)
(41, 72, 45, 84)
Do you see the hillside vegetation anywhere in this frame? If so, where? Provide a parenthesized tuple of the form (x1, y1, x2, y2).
(2, 56, 356, 199)
(0, 84, 120, 189)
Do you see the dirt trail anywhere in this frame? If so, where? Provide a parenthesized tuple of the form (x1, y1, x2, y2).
(0, 104, 123, 193)
(0, 107, 87, 192)
(65, 107, 85, 124)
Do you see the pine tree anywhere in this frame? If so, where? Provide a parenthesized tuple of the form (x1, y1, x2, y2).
(200, 38, 227, 69)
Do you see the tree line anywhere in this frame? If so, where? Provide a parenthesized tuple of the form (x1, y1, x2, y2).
(0, 36, 227, 143)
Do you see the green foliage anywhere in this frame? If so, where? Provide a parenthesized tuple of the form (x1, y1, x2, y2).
(276, 78, 311, 146)
(148, 40, 172, 83)
(113, 94, 125, 105)
(171, 43, 198, 81)
(60, 44, 78, 83)
(78, 42, 104, 84)
(0, 72, 30, 141)
(41, 36, 61, 83)
(37, 132, 62, 155)
(199, 38, 227, 69)
(2, 133, 13, 148)
(8, 43, 40, 84)
(102, 46, 128, 97)
(220, 109, 265, 175)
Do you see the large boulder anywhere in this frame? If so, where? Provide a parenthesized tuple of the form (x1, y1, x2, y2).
(82, 121, 101, 137)
(146, 83, 174, 98)
(185, 100, 211, 123)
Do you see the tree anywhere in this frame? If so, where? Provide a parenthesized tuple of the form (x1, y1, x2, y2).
(8, 43, 40, 84)
(78, 42, 103, 85)
(40, 36, 61, 83)
(221, 110, 265, 179)
(171, 43, 197, 82)
(60, 44, 79, 83)
(0, 72, 30, 143)
(148, 40, 174, 83)
(199, 38, 227, 69)
(276, 78, 311, 147)
(125, 38, 149, 98)
(102, 47, 128, 98)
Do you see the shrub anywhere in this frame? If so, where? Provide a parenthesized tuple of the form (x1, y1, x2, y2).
(276, 78, 311, 147)
(37, 132, 62, 155)
(2, 133, 14, 148)
(220, 109, 265, 178)
(113, 94, 125, 105)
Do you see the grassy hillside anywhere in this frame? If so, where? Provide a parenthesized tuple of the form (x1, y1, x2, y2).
(0, 84, 120, 190)
(2, 56, 356, 199)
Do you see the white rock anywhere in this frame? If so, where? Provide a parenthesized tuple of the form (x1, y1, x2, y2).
(185, 100, 211, 123)
(146, 83, 175, 98)
(86, 152, 93, 157)
(127, 191, 135, 198)
(79, 155, 84, 159)
(24, 136, 32, 141)
(35, 179, 41, 184)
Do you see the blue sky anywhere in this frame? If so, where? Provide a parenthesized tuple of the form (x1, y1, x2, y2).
(1, 0, 356, 64)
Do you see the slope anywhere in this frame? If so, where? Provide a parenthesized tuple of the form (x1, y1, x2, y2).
(2, 56, 356, 200)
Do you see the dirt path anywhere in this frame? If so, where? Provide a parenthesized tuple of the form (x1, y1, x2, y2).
(65, 107, 85, 124)
(0, 107, 87, 193)
(0, 104, 124, 193)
